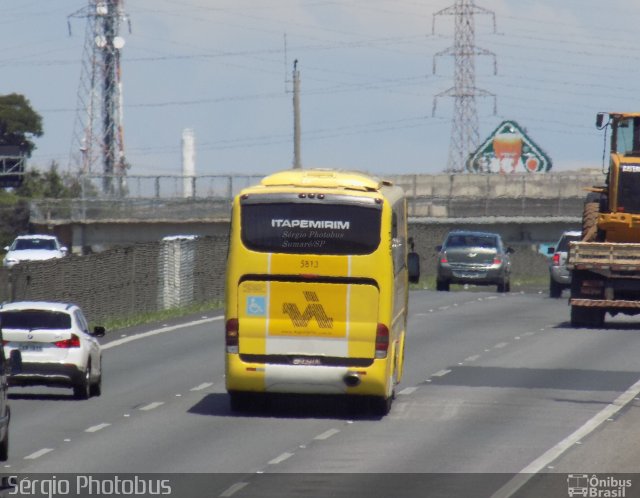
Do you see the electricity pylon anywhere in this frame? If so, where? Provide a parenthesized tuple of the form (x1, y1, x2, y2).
(68, 0, 131, 195)
(432, 0, 497, 173)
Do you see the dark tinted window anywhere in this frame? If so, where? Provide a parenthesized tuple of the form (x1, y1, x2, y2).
(241, 202, 381, 255)
(445, 234, 498, 249)
(13, 239, 56, 250)
(557, 234, 581, 252)
(618, 167, 640, 214)
(0, 310, 71, 329)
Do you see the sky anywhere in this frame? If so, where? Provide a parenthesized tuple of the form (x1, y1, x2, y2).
(2, 0, 640, 179)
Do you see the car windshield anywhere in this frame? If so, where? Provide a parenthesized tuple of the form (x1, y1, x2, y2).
(0, 310, 71, 330)
(13, 239, 56, 251)
(446, 234, 497, 249)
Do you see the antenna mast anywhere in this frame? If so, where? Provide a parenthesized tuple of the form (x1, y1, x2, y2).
(69, 0, 130, 195)
(432, 0, 497, 173)
(292, 60, 301, 169)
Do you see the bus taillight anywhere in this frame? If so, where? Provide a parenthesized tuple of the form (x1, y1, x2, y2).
(226, 319, 239, 353)
(375, 323, 389, 359)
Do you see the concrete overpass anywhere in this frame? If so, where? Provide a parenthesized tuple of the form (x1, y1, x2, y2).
(29, 170, 604, 253)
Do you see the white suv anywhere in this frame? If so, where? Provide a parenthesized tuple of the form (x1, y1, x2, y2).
(0, 302, 104, 399)
(3, 235, 68, 267)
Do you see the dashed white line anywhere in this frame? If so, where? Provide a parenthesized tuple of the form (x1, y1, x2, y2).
(268, 452, 294, 465)
(85, 423, 111, 433)
(431, 369, 451, 378)
(139, 402, 165, 411)
(24, 448, 53, 460)
(219, 482, 249, 497)
(190, 382, 213, 392)
(314, 428, 340, 440)
(464, 355, 480, 362)
(399, 387, 418, 395)
(494, 342, 509, 349)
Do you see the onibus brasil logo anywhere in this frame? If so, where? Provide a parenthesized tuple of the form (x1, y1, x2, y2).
(567, 474, 632, 497)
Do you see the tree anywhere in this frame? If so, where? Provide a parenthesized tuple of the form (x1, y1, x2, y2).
(0, 93, 43, 157)
(15, 162, 78, 199)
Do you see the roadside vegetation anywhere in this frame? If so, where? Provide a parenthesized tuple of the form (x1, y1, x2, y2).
(98, 300, 224, 334)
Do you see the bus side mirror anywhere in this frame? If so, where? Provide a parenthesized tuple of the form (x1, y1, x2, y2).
(408, 252, 420, 284)
(596, 113, 604, 128)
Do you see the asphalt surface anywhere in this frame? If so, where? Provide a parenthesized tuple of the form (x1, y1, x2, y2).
(4, 288, 640, 497)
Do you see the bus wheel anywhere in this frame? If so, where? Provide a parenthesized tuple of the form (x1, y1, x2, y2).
(369, 395, 392, 417)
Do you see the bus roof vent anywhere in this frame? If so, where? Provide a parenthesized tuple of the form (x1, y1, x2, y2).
(261, 169, 391, 191)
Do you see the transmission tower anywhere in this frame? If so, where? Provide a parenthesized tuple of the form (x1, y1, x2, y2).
(68, 0, 131, 195)
(432, 0, 497, 173)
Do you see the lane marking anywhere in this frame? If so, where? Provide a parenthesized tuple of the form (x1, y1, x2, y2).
(268, 452, 294, 465)
(314, 429, 340, 441)
(102, 316, 223, 350)
(190, 382, 213, 392)
(85, 423, 111, 433)
(398, 387, 418, 395)
(219, 482, 249, 497)
(431, 369, 451, 378)
(139, 402, 165, 411)
(464, 355, 480, 362)
(494, 342, 509, 349)
(24, 448, 53, 460)
(492, 377, 640, 498)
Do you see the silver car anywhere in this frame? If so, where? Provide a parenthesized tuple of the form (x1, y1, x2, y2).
(547, 230, 582, 298)
(436, 230, 514, 292)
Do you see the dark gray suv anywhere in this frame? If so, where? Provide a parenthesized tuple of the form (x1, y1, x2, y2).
(436, 230, 514, 292)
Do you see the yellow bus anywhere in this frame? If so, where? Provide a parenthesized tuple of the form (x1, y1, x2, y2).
(224, 169, 419, 415)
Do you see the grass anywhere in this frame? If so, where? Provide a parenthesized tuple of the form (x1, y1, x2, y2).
(99, 300, 224, 332)
(411, 275, 548, 292)
(97, 275, 549, 332)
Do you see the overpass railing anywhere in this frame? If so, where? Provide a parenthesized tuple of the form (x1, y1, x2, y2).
(31, 172, 604, 224)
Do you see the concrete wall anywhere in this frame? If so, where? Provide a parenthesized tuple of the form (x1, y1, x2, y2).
(0, 220, 553, 325)
(0, 236, 228, 323)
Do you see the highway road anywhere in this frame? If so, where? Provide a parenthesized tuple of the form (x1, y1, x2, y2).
(4, 289, 640, 497)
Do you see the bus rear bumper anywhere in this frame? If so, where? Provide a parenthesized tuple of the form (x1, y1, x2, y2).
(225, 354, 388, 396)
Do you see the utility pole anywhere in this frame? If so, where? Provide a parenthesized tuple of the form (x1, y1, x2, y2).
(432, 0, 497, 173)
(292, 60, 302, 169)
(69, 0, 130, 195)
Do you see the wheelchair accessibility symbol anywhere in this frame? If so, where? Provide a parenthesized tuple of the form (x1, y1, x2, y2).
(246, 296, 266, 316)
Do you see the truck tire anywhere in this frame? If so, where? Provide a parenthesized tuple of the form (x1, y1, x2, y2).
(570, 306, 605, 328)
(436, 280, 450, 291)
(582, 200, 600, 242)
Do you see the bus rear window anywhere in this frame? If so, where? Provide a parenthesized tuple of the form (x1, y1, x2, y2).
(241, 202, 381, 254)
